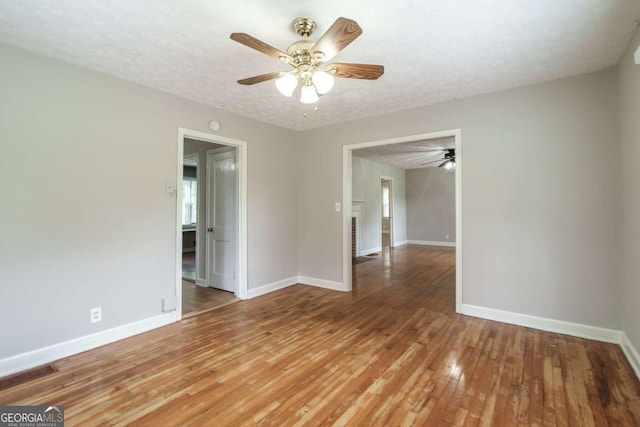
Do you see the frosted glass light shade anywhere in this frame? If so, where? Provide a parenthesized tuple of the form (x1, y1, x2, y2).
(312, 71, 335, 95)
(275, 73, 298, 97)
(300, 83, 319, 104)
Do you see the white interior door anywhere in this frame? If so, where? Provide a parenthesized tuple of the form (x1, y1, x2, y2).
(206, 149, 237, 293)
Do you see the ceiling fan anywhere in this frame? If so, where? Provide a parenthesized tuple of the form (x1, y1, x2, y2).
(420, 148, 456, 171)
(230, 17, 384, 104)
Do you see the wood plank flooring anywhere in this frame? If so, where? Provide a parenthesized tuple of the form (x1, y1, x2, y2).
(182, 280, 238, 317)
(2, 245, 640, 425)
(182, 251, 197, 282)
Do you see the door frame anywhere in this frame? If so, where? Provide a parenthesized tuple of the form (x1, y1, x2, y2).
(176, 127, 248, 320)
(380, 176, 394, 248)
(342, 128, 463, 313)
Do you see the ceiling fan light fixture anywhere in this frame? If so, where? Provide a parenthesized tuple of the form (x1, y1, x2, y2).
(275, 73, 298, 97)
(231, 17, 383, 104)
(312, 70, 335, 95)
(300, 81, 319, 104)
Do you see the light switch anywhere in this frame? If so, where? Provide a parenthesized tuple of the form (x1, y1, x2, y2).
(335, 202, 341, 212)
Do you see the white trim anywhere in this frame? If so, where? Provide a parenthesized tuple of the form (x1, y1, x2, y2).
(454, 129, 463, 313)
(343, 148, 353, 291)
(182, 247, 196, 253)
(177, 128, 249, 322)
(0, 313, 177, 378)
(246, 277, 298, 299)
(298, 276, 345, 292)
(461, 304, 622, 343)
(195, 278, 208, 287)
(621, 333, 640, 380)
(407, 240, 456, 247)
(343, 129, 463, 312)
(393, 240, 408, 247)
(246, 275, 347, 299)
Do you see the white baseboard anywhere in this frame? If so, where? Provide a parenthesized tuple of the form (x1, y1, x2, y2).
(461, 304, 621, 343)
(247, 276, 298, 299)
(0, 312, 177, 378)
(3, 293, 637, 385)
(182, 247, 195, 253)
(195, 278, 207, 287)
(462, 304, 640, 381)
(360, 247, 382, 256)
(393, 240, 408, 247)
(621, 333, 640, 380)
(246, 275, 346, 298)
(407, 240, 456, 247)
(298, 276, 346, 292)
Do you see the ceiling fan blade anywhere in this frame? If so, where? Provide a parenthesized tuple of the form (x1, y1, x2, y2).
(230, 33, 293, 63)
(237, 72, 284, 85)
(327, 63, 384, 80)
(311, 17, 363, 62)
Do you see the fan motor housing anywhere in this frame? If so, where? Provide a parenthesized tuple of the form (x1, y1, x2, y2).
(293, 18, 316, 37)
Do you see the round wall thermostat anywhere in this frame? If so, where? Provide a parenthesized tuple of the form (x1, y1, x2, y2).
(209, 120, 221, 131)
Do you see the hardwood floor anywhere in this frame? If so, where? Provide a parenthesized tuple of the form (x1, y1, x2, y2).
(2, 245, 640, 425)
(182, 280, 238, 317)
(182, 251, 197, 281)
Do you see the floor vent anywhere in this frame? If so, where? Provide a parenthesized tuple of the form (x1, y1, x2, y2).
(0, 364, 58, 391)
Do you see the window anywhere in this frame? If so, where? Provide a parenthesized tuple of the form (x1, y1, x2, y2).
(182, 178, 197, 225)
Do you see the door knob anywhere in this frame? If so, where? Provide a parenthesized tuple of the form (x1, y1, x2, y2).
(207, 227, 213, 232)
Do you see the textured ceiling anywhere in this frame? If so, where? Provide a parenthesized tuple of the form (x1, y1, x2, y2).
(1, 1, 639, 131)
(354, 137, 454, 170)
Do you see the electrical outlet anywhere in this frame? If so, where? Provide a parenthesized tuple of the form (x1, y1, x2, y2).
(445, 234, 450, 240)
(90, 307, 102, 323)
(335, 202, 341, 212)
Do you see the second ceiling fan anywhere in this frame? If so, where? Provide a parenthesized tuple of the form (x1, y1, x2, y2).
(230, 17, 384, 104)
(420, 148, 456, 171)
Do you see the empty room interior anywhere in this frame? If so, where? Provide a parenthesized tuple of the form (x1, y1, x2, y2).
(1, 1, 640, 425)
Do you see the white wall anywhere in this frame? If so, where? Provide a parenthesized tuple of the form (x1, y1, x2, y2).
(351, 156, 406, 254)
(619, 28, 640, 351)
(298, 68, 621, 330)
(406, 168, 455, 243)
(0, 43, 298, 359)
(1, 37, 634, 369)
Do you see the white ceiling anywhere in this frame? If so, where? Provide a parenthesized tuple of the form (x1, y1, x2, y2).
(353, 137, 455, 170)
(1, 1, 639, 131)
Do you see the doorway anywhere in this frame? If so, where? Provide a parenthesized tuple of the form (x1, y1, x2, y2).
(176, 128, 248, 319)
(380, 177, 393, 250)
(182, 153, 199, 282)
(342, 129, 462, 313)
